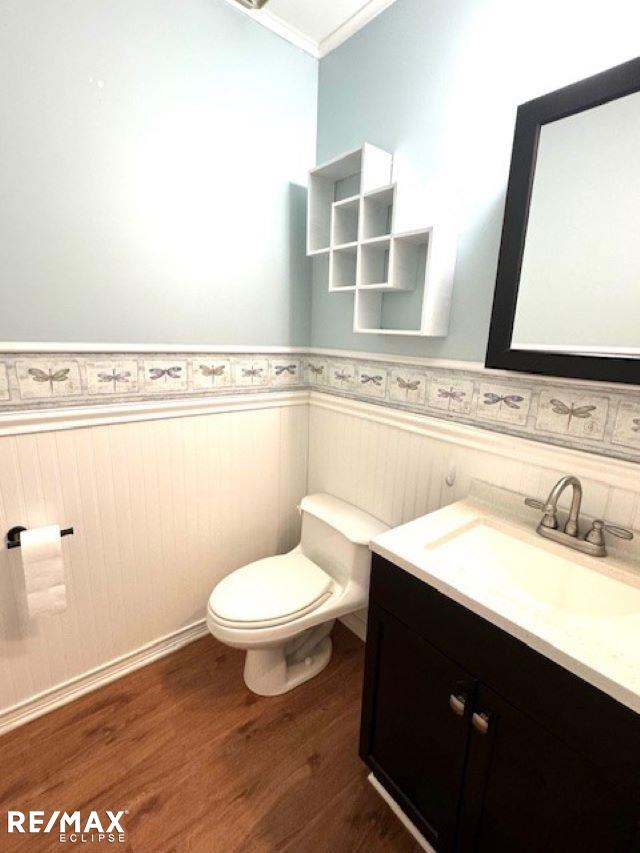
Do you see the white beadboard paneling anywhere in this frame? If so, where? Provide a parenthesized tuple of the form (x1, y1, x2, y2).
(3, 387, 638, 732)
(310, 393, 639, 491)
(307, 399, 640, 538)
(2, 621, 208, 734)
(0, 402, 308, 725)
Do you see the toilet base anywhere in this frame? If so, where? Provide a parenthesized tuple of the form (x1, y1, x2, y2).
(243, 621, 335, 696)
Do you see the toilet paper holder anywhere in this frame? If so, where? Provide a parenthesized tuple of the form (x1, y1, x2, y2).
(6, 525, 74, 549)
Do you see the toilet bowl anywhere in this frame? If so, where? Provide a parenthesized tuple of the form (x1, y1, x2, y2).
(207, 493, 388, 696)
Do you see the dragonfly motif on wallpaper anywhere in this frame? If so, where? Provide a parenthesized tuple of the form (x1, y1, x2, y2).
(149, 367, 182, 383)
(361, 374, 383, 386)
(274, 364, 297, 377)
(396, 376, 421, 399)
(437, 386, 467, 411)
(483, 392, 524, 410)
(199, 364, 226, 386)
(28, 367, 70, 393)
(549, 398, 597, 430)
(307, 363, 325, 380)
(242, 366, 264, 385)
(97, 369, 132, 391)
(334, 370, 352, 386)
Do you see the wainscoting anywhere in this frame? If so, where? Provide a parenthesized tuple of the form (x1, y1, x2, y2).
(307, 393, 640, 637)
(0, 395, 308, 731)
(1, 387, 639, 733)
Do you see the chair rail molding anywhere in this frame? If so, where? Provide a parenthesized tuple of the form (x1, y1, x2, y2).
(0, 391, 309, 436)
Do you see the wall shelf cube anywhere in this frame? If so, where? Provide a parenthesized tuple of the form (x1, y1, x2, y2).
(332, 196, 360, 246)
(359, 237, 391, 287)
(361, 185, 395, 240)
(390, 229, 428, 291)
(307, 144, 456, 337)
(307, 144, 393, 255)
(329, 245, 358, 291)
(354, 289, 424, 336)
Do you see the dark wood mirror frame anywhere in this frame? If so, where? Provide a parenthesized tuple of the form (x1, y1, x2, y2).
(485, 56, 640, 386)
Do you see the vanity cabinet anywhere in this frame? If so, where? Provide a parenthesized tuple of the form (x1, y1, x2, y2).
(360, 555, 640, 853)
(362, 604, 474, 850)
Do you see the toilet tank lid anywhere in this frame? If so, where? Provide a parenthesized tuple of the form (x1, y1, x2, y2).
(300, 493, 389, 545)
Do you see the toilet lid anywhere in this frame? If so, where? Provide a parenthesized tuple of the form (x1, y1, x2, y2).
(209, 552, 333, 626)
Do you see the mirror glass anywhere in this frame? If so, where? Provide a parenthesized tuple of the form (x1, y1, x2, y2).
(511, 89, 640, 358)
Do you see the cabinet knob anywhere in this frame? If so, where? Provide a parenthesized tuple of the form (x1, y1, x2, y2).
(472, 711, 490, 735)
(449, 693, 466, 716)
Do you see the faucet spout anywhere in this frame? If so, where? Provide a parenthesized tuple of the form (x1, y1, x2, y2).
(541, 475, 582, 537)
(525, 474, 632, 557)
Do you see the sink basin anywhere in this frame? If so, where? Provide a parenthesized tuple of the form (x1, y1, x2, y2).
(371, 488, 640, 713)
(426, 520, 640, 619)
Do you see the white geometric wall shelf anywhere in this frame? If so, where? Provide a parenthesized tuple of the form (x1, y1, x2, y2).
(306, 143, 457, 337)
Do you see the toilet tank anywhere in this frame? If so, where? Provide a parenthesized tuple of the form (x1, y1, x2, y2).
(299, 494, 388, 590)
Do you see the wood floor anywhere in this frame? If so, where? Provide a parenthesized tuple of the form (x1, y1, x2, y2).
(0, 623, 421, 852)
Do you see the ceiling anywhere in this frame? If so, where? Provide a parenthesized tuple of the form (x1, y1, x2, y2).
(223, 0, 398, 57)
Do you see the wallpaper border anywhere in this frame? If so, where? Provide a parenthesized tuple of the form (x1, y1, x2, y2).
(0, 350, 637, 463)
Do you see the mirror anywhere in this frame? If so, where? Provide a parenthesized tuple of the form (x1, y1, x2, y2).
(486, 57, 640, 384)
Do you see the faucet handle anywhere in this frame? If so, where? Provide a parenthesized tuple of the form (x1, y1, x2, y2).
(585, 519, 634, 547)
(524, 497, 558, 529)
(603, 523, 634, 541)
(524, 497, 545, 510)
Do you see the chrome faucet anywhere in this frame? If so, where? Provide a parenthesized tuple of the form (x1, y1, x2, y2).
(525, 475, 633, 557)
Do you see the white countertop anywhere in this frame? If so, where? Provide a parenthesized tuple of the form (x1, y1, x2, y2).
(370, 483, 640, 714)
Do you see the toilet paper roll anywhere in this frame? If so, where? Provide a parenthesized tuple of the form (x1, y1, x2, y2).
(20, 525, 67, 617)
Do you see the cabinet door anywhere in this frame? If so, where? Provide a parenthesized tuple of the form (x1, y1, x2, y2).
(360, 604, 476, 851)
(458, 685, 640, 853)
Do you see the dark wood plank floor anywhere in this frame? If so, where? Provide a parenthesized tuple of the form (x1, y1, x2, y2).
(0, 623, 420, 852)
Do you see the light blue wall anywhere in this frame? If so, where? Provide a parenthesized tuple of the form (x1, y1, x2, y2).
(312, 0, 640, 361)
(0, 0, 317, 345)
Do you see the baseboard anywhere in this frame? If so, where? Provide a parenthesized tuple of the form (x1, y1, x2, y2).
(368, 773, 435, 853)
(0, 619, 208, 736)
(339, 611, 367, 642)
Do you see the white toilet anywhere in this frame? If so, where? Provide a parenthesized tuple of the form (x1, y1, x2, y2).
(207, 493, 388, 696)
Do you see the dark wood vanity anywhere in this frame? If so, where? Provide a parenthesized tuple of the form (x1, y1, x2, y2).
(360, 554, 640, 852)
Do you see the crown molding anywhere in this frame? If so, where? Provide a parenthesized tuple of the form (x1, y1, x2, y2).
(220, 0, 320, 57)
(220, 0, 399, 60)
(318, 0, 398, 57)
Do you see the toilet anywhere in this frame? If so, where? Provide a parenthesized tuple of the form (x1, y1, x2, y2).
(207, 493, 388, 696)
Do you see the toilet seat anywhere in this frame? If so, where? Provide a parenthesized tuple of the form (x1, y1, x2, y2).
(208, 552, 334, 629)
